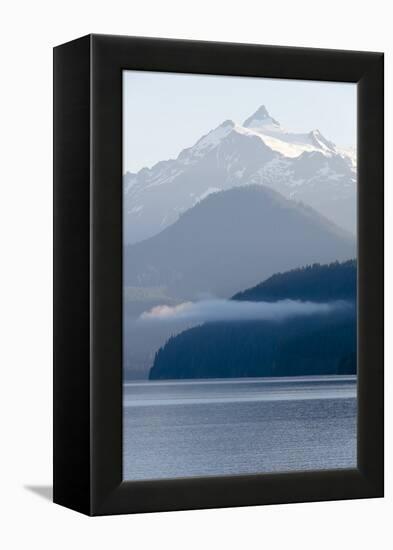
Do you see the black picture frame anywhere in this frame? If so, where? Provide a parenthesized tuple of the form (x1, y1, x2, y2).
(53, 34, 384, 516)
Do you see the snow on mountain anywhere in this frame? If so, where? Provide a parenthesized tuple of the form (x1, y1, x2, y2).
(124, 105, 356, 243)
(337, 146, 357, 168)
(243, 105, 281, 130)
(242, 105, 337, 158)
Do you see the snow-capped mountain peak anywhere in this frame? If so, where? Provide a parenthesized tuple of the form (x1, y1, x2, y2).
(124, 105, 356, 244)
(308, 129, 336, 152)
(243, 105, 280, 130)
(241, 107, 336, 157)
(178, 119, 235, 164)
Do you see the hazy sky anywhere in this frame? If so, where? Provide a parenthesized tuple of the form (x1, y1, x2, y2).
(123, 70, 357, 174)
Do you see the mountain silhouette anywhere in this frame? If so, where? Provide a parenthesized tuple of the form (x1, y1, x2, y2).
(124, 105, 356, 243)
(124, 185, 356, 299)
(149, 260, 357, 380)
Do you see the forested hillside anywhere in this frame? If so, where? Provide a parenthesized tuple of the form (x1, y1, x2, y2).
(149, 260, 357, 380)
(233, 260, 356, 302)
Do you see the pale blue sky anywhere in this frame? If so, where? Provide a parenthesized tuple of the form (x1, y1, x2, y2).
(123, 70, 356, 174)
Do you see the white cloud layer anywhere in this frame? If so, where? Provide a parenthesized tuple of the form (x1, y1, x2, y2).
(139, 299, 351, 324)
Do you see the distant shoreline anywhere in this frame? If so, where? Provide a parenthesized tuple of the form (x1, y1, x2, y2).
(124, 374, 357, 386)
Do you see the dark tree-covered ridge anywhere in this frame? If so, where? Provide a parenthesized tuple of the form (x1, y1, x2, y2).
(232, 260, 356, 303)
(149, 260, 357, 380)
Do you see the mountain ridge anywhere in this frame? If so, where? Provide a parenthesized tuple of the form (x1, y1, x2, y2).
(124, 185, 356, 300)
(124, 105, 356, 243)
(232, 259, 357, 302)
(149, 260, 357, 380)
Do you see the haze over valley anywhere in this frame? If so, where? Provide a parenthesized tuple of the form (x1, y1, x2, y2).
(123, 104, 357, 380)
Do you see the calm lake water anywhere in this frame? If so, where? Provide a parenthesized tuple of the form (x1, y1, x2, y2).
(123, 375, 357, 481)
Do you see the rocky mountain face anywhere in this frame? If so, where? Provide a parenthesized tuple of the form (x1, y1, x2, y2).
(124, 105, 356, 244)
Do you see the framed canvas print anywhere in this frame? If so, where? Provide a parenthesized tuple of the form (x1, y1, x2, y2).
(53, 34, 384, 515)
